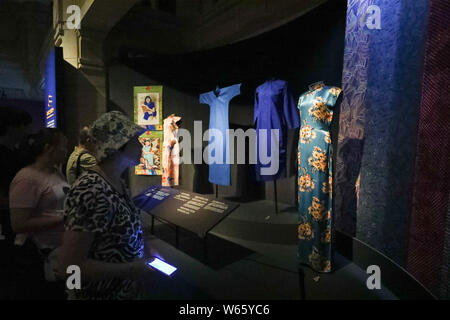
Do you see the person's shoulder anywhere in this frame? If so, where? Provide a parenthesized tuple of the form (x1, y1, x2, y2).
(69, 170, 96, 189)
(10, 166, 45, 189)
(76, 171, 102, 185)
(13, 166, 41, 180)
(68, 171, 115, 207)
(80, 151, 96, 160)
(67, 171, 103, 198)
(66, 149, 80, 166)
(79, 152, 97, 165)
(67, 146, 81, 157)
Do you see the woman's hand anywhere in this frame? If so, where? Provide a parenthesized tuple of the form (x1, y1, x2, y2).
(143, 246, 163, 261)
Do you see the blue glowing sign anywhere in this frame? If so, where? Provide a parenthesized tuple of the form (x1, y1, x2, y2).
(45, 48, 57, 128)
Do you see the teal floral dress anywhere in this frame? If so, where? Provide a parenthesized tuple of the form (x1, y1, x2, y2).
(297, 83, 342, 273)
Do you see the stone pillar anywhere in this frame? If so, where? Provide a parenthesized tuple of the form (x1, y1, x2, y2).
(77, 27, 108, 117)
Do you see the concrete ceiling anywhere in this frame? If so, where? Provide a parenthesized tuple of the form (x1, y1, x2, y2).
(106, 0, 328, 56)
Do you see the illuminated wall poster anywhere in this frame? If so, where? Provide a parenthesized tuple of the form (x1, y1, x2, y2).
(135, 130, 163, 176)
(134, 86, 163, 131)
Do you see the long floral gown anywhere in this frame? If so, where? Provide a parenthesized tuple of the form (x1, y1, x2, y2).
(297, 83, 342, 273)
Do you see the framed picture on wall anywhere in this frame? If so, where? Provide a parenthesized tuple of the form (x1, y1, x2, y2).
(135, 130, 163, 176)
(134, 86, 163, 130)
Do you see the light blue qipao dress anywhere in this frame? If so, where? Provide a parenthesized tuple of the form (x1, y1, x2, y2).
(199, 83, 241, 186)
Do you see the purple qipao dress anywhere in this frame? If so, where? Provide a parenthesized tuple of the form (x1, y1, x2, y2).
(254, 79, 300, 181)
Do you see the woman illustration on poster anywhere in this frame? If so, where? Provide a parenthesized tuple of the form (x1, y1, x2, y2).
(141, 96, 156, 121)
(141, 139, 156, 175)
(134, 86, 163, 130)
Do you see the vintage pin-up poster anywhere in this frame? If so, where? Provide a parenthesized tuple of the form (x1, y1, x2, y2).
(135, 130, 163, 176)
(134, 86, 163, 130)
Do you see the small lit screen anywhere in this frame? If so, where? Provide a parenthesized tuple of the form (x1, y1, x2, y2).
(147, 258, 177, 276)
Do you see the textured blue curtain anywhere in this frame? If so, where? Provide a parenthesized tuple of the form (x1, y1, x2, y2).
(336, 0, 429, 264)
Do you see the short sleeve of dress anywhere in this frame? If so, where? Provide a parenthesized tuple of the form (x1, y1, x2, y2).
(228, 83, 241, 100)
(64, 173, 111, 234)
(326, 87, 342, 107)
(199, 92, 211, 105)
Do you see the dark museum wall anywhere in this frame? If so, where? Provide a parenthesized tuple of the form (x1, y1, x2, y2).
(0, 1, 51, 131)
(0, 99, 44, 134)
(106, 0, 329, 55)
(60, 61, 107, 150)
(112, 0, 347, 205)
(0, 1, 51, 101)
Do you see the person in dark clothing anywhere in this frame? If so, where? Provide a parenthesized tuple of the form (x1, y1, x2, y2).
(0, 107, 32, 299)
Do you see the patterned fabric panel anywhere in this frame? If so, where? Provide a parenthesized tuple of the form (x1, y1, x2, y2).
(334, 0, 372, 236)
(407, 0, 450, 300)
(337, 0, 429, 267)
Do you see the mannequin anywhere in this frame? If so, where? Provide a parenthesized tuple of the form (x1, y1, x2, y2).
(254, 77, 300, 213)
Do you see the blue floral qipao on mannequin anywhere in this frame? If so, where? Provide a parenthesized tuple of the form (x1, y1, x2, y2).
(199, 84, 241, 186)
(254, 80, 299, 181)
(297, 82, 341, 273)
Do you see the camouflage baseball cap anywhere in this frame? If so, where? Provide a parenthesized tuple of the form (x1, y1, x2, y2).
(89, 111, 145, 162)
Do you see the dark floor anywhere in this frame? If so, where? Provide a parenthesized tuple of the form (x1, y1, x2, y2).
(140, 200, 398, 300)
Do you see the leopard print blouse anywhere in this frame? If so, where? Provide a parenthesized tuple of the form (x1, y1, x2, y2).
(64, 171, 144, 300)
